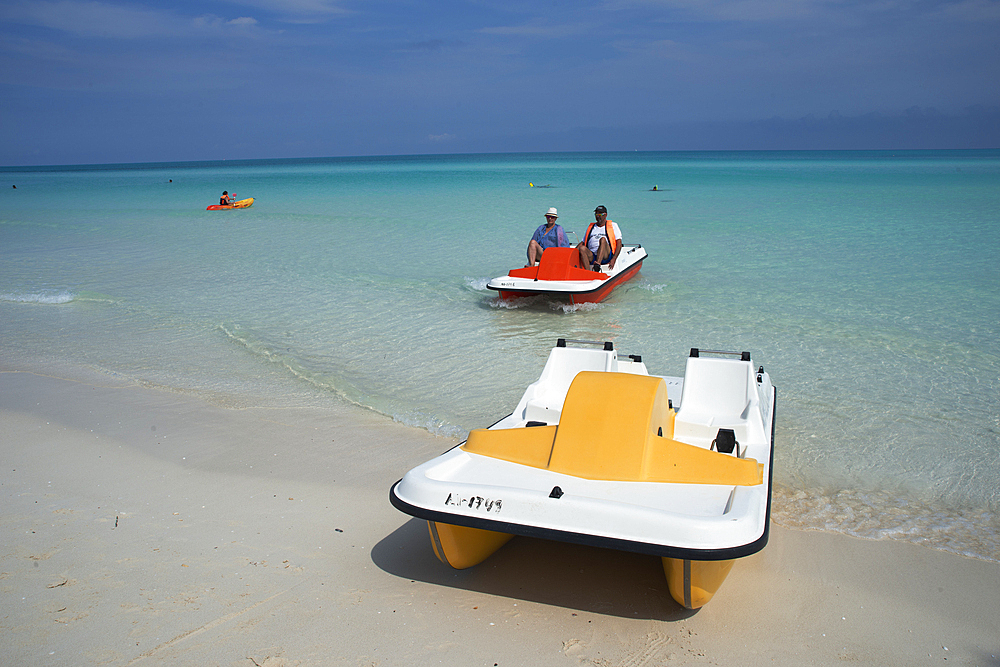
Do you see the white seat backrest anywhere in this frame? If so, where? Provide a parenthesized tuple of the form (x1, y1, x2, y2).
(677, 356, 751, 419)
(534, 347, 616, 400)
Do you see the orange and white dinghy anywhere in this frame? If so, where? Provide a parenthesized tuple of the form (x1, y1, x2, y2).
(486, 244, 647, 304)
(390, 339, 776, 609)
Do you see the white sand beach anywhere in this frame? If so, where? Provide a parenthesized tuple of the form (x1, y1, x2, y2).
(2, 366, 998, 666)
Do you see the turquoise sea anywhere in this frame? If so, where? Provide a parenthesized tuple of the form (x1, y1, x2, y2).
(2, 150, 999, 562)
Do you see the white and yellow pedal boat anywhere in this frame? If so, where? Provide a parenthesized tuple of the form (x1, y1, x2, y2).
(389, 339, 775, 608)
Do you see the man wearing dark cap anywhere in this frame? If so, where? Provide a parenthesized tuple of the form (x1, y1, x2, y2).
(577, 205, 622, 271)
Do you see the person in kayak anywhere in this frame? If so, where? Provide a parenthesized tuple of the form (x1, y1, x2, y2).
(526, 207, 570, 266)
(577, 205, 622, 271)
(220, 191, 233, 206)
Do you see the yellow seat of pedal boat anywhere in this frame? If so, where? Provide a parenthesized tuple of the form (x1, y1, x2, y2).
(462, 371, 762, 486)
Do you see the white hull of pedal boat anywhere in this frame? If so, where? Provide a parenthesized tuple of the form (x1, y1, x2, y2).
(487, 245, 647, 303)
(390, 339, 775, 608)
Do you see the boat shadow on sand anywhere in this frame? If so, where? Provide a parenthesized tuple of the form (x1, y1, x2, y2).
(371, 518, 699, 620)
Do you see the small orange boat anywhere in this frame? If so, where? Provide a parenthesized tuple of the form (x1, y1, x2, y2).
(206, 197, 254, 211)
(487, 245, 647, 304)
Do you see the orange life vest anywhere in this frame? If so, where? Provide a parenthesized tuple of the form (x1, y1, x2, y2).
(584, 219, 618, 253)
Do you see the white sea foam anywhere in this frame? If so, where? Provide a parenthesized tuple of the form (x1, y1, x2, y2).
(464, 276, 492, 291)
(486, 294, 606, 312)
(552, 300, 604, 313)
(391, 411, 469, 440)
(0, 290, 74, 304)
(772, 484, 1000, 563)
(488, 295, 531, 309)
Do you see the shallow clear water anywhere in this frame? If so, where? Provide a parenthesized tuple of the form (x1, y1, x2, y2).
(2, 150, 999, 561)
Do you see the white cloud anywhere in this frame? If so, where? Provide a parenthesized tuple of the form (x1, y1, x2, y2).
(609, 38, 692, 60)
(599, 0, 802, 21)
(931, 0, 1000, 22)
(0, 0, 177, 38)
(222, 0, 349, 23)
(1, 1, 263, 38)
(0, 34, 77, 61)
(607, 0, 1000, 24)
(478, 21, 590, 38)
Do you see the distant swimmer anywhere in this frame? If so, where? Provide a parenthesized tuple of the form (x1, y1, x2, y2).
(12, 185, 15, 189)
(652, 185, 658, 191)
(220, 190, 233, 205)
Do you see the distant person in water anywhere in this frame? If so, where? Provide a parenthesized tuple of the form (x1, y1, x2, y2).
(526, 207, 570, 266)
(220, 191, 233, 206)
(577, 205, 622, 271)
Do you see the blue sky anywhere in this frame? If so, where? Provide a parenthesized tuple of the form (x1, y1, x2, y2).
(2, 0, 998, 165)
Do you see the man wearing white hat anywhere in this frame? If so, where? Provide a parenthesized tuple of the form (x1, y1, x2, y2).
(526, 207, 570, 266)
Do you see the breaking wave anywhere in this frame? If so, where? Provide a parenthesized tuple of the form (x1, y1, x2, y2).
(1, 290, 75, 304)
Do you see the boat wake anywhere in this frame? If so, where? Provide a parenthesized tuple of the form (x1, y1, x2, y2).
(488, 294, 606, 313)
(464, 276, 492, 291)
(552, 301, 604, 313)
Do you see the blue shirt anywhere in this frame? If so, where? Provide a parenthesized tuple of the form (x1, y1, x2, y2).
(530, 223, 569, 250)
